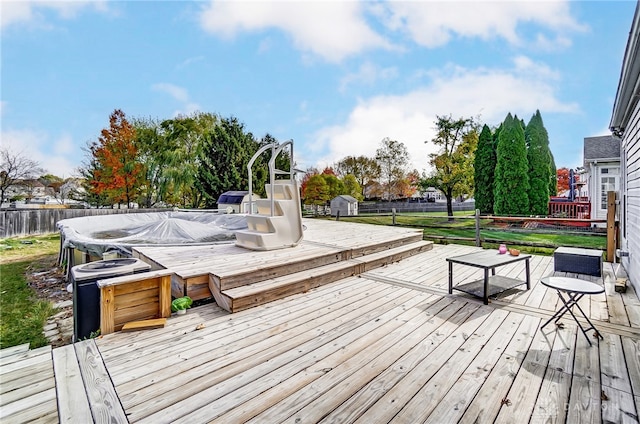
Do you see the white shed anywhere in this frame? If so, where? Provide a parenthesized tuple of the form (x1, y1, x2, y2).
(217, 191, 260, 213)
(330, 195, 358, 217)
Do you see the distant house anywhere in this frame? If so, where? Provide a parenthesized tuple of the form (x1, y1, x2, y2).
(330, 195, 358, 217)
(609, 0, 640, 293)
(2, 179, 48, 205)
(583, 135, 621, 220)
(421, 187, 446, 202)
(217, 191, 260, 213)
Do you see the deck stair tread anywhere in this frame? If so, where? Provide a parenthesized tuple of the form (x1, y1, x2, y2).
(132, 218, 429, 309)
(218, 240, 433, 312)
(166, 242, 344, 279)
(177, 231, 424, 290)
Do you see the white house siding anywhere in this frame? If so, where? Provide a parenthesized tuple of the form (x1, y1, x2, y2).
(621, 98, 640, 294)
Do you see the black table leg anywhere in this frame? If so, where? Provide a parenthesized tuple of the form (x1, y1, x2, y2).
(448, 261, 453, 294)
(525, 258, 531, 290)
(541, 291, 576, 329)
(483, 268, 489, 305)
(567, 293, 603, 342)
(542, 290, 602, 346)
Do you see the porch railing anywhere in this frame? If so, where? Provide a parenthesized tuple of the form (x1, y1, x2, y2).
(548, 201, 591, 219)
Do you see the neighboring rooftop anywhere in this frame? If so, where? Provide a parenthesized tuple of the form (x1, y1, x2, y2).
(583, 135, 621, 164)
(333, 195, 358, 202)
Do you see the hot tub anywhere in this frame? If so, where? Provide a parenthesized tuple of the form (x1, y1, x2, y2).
(57, 210, 247, 271)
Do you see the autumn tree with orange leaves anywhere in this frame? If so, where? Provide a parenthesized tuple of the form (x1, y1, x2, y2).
(556, 167, 579, 194)
(89, 109, 143, 207)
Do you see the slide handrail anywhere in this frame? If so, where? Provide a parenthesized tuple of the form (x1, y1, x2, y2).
(247, 140, 294, 216)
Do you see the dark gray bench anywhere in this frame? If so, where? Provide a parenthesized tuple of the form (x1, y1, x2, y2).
(553, 247, 603, 277)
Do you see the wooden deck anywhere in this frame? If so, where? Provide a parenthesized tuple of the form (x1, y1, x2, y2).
(1, 220, 640, 423)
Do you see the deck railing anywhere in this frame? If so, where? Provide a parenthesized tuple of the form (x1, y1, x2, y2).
(548, 200, 591, 219)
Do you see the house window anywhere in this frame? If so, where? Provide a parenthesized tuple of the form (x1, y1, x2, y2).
(599, 167, 619, 210)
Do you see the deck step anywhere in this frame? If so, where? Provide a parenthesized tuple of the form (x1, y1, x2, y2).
(347, 231, 424, 258)
(213, 240, 433, 313)
(212, 246, 347, 291)
(214, 231, 424, 291)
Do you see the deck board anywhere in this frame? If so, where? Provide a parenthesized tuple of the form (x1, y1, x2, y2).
(134, 283, 432, 423)
(3, 220, 639, 423)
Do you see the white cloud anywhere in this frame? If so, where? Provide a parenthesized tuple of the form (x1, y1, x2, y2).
(0, 0, 109, 31)
(312, 57, 579, 173)
(378, 1, 587, 48)
(534, 33, 573, 52)
(513, 55, 560, 80)
(197, 1, 587, 63)
(176, 55, 205, 70)
(198, 1, 396, 62)
(152, 83, 190, 103)
(53, 134, 74, 155)
(339, 62, 398, 93)
(1, 129, 79, 177)
(152, 83, 201, 117)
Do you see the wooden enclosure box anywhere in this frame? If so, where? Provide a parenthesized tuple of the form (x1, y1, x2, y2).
(98, 270, 173, 335)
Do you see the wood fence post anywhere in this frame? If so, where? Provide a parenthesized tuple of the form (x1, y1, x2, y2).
(392, 208, 396, 226)
(475, 209, 481, 247)
(607, 191, 617, 262)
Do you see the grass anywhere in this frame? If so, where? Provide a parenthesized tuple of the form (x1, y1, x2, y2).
(0, 234, 60, 349)
(331, 215, 607, 255)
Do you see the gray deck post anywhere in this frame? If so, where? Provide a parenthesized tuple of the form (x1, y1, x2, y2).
(475, 209, 481, 247)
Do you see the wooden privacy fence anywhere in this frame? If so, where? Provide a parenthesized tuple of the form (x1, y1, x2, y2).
(0, 208, 168, 238)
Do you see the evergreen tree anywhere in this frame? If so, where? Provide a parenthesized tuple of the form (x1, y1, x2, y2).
(473, 124, 496, 214)
(494, 113, 530, 215)
(196, 116, 260, 208)
(525, 110, 552, 215)
(549, 151, 557, 196)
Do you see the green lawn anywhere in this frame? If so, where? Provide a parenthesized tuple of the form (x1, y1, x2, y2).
(0, 234, 60, 349)
(332, 215, 606, 255)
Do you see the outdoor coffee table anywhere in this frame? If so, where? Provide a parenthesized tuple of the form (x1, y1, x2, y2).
(447, 250, 531, 305)
(540, 276, 605, 346)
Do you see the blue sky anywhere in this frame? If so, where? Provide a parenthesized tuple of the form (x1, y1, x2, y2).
(1, 1, 636, 178)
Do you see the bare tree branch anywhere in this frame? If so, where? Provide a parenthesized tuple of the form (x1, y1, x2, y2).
(0, 147, 44, 204)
